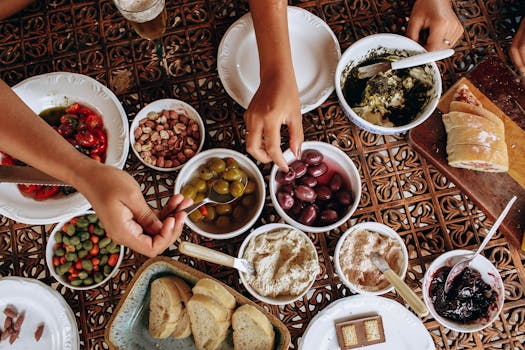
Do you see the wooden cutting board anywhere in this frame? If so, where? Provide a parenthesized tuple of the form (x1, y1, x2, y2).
(408, 56, 525, 250)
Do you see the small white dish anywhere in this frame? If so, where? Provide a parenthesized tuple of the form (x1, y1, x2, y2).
(129, 98, 205, 172)
(46, 210, 124, 291)
(298, 295, 434, 350)
(0, 72, 129, 225)
(334, 222, 408, 295)
(422, 249, 504, 332)
(218, 6, 341, 114)
(237, 223, 319, 305)
(173, 148, 265, 240)
(335, 33, 442, 135)
(269, 141, 361, 233)
(0, 277, 80, 349)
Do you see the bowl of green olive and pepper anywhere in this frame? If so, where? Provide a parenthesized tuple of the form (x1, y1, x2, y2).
(174, 148, 265, 239)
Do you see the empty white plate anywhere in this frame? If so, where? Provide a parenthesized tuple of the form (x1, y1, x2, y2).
(218, 6, 341, 114)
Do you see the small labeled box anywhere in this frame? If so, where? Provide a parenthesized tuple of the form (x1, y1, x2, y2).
(335, 315, 385, 349)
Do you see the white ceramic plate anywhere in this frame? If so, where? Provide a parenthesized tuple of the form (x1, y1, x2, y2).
(0, 72, 129, 224)
(0, 277, 79, 350)
(218, 6, 341, 114)
(298, 295, 434, 350)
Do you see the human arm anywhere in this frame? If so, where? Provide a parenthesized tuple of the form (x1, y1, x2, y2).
(510, 19, 525, 82)
(0, 0, 36, 20)
(244, 0, 303, 171)
(0, 80, 190, 257)
(407, 0, 463, 51)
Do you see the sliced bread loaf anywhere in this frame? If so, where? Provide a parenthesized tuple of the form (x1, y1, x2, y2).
(232, 304, 275, 350)
(149, 276, 184, 338)
(192, 278, 236, 312)
(187, 294, 230, 350)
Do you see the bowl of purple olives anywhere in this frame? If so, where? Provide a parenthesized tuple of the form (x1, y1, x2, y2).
(269, 141, 361, 233)
(422, 249, 504, 332)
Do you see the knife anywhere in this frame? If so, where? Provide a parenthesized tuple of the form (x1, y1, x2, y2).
(371, 252, 429, 318)
(0, 165, 67, 186)
(357, 49, 455, 79)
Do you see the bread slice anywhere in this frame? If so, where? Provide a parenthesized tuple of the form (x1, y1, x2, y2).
(149, 276, 184, 338)
(232, 304, 275, 350)
(452, 83, 482, 106)
(187, 294, 230, 350)
(170, 277, 193, 339)
(449, 101, 504, 129)
(446, 143, 509, 172)
(444, 126, 506, 149)
(443, 111, 504, 133)
(192, 278, 236, 312)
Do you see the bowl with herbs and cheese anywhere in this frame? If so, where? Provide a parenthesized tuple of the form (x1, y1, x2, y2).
(335, 33, 441, 135)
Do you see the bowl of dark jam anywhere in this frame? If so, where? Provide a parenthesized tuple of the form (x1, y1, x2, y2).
(422, 249, 504, 332)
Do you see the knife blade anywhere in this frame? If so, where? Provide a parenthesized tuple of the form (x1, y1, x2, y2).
(0, 165, 68, 186)
(371, 252, 429, 318)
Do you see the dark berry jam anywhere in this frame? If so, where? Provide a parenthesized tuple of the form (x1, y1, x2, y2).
(429, 266, 497, 323)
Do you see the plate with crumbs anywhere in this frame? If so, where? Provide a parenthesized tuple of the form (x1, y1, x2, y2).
(298, 295, 433, 350)
(105, 257, 290, 350)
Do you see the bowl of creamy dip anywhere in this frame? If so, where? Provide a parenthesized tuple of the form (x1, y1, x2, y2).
(238, 223, 320, 305)
(334, 222, 408, 295)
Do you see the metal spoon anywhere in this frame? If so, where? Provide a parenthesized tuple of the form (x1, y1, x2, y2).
(179, 241, 255, 276)
(444, 195, 517, 294)
(181, 174, 248, 214)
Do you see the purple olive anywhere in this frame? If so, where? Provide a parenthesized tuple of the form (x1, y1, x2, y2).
(336, 190, 353, 206)
(316, 185, 332, 201)
(329, 173, 343, 192)
(290, 160, 307, 178)
(289, 200, 303, 216)
(301, 149, 323, 165)
(275, 169, 296, 184)
(298, 205, 318, 226)
(277, 192, 294, 210)
(308, 162, 328, 178)
(279, 184, 295, 195)
(295, 185, 317, 203)
(320, 209, 338, 223)
(300, 176, 318, 188)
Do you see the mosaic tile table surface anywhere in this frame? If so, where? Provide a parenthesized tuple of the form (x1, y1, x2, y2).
(0, 0, 524, 349)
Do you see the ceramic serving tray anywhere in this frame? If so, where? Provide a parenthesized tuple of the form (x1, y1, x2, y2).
(105, 256, 291, 350)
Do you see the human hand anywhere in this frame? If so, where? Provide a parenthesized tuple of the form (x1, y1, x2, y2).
(244, 69, 303, 172)
(407, 0, 463, 51)
(510, 19, 525, 81)
(73, 162, 192, 257)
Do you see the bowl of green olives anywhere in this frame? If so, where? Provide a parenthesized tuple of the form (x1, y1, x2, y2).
(45, 210, 124, 290)
(174, 148, 265, 239)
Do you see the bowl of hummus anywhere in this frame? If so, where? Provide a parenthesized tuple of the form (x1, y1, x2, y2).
(238, 223, 320, 305)
(334, 222, 408, 295)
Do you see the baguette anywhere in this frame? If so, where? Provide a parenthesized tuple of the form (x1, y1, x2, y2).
(149, 276, 184, 339)
(187, 294, 230, 350)
(232, 304, 275, 350)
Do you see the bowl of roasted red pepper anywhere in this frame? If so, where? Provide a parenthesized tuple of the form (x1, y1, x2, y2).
(0, 72, 129, 224)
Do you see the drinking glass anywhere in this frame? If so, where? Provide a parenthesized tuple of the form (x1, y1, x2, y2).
(113, 0, 167, 41)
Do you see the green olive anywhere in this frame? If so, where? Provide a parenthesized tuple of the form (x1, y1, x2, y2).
(194, 193, 206, 203)
(233, 206, 244, 221)
(215, 216, 231, 228)
(223, 168, 242, 181)
(207, 158, 226, 173)
(244, 180, 256, 195)
(216, 203, 232, 215)
(203, 205, 217, 222)
(241, 195, 255, 207)
(189, 209, 204, 222)
(181, 185, 197, 199)
(230, 181, 245, 198)
(213, 180, 230, 195)
(190, 178, 207, 193)
(198, 166, 214, 180)
(207, 178, 218, 190)
(225, 157, 238, 170)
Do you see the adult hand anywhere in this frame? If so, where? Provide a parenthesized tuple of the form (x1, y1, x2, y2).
(510, 19, 525, 79)
(407, 0, 463, 51)
(74, 162, 192, 257)
(244, 68, 303, 172)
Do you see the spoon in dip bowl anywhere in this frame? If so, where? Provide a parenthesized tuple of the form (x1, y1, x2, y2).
(444, 195, 517, 294)
(179, 241, 255, 276)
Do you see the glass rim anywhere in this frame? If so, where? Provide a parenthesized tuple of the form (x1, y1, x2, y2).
(113, 0, 164, 14)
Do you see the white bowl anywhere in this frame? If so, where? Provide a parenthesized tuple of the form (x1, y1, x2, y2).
(335, 33, 442, 135)
(46, 210, 124, 290)
(173, 148, 265, 240)
(269, 141, 361, 233)
(130, 98, 205, 171)
(0, 72, 129, 224)
(422, 249, 504, 332)
(238, 223, 319, 305)
(334, 222, 408, 295)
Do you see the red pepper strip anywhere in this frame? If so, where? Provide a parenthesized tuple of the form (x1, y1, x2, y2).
(199, 205, 208, 216)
